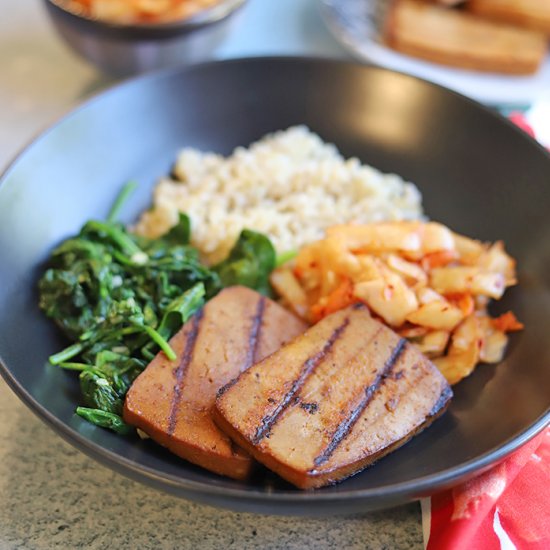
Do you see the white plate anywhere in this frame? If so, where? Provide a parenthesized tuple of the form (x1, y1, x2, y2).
(320, 0, 550, 106)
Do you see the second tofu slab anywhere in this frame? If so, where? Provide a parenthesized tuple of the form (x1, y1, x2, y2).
(214, 303, 452, 488)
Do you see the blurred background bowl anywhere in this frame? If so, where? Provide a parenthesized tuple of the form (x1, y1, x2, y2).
(43, 0, 246, 76)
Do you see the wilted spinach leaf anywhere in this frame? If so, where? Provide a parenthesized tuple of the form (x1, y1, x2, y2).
(214, 229, 276, 296)
(161, 212, 191, 246)
(157, 283, 205, 340)
(76, 407, 132, 435)
(80, 368, 124, 415)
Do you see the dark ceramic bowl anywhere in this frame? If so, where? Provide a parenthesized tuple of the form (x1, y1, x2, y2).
(44, 0, 246, 75)
(0, 58, 549, 515)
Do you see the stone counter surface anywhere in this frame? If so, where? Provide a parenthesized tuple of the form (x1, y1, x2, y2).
(0, 380, 423, 549)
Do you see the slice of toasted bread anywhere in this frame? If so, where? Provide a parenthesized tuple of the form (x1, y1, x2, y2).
(384, 0, 547, 74)
(467, 0, 550, 35)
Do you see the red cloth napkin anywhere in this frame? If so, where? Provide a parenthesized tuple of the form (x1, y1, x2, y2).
(508, 112, 537, 139)
(421, 428, 550, 549)
(421, 112, 550, 549)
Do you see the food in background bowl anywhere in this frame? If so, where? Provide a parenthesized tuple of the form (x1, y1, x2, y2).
(57, 0, 223, 24)
(44, 0, 246, 75)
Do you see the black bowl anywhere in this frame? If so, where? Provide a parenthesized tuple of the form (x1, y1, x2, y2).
(0, 57, 549, 515)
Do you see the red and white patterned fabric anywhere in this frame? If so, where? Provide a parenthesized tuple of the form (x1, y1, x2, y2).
(421, 428, 550, 550)
(421, 112, 549, 550)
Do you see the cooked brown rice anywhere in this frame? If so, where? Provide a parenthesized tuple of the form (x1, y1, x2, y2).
(134, 126, 424, 264)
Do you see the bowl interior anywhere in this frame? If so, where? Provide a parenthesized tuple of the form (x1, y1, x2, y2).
(0, 58, 549, 514)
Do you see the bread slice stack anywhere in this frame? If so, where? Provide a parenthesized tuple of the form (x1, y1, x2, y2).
(383, 0, 548, 74)
(467, 0, 550, 35)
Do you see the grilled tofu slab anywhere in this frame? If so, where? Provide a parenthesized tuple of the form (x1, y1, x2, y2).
(123, 286, 307, 480)
(214, 304, 452, 488)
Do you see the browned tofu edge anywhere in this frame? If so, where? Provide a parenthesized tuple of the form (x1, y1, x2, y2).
(212, 384, 452, 489)
(124, 401, 254, 480)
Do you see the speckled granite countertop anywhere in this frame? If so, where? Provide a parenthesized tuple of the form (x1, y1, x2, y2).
(0, 381, 423, 549)
(0, 2, 424, 548)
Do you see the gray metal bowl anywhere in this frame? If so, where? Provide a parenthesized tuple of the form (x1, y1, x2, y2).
(44, 0, 246, 75)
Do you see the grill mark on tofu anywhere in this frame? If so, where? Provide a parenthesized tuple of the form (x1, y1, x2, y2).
(311, 338, 407, 469)
(216, 296, 266, 399)
(251, 317, 350, 445)
(428, 384, 453, 418)
(326, 354, 433, 460)
(167, 308, 204, 436)
(248, 295, 266, 365)
(295, 324, 383, 406)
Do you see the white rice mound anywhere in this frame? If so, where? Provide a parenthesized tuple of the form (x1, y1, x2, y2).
(134, 126, 424, 264)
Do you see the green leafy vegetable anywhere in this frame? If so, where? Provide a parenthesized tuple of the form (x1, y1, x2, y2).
(76, 407, 132, 435)
(107, 181, 138, 223)
(157, 283, 205, 340)
(214, 229, 276, 296)
(49, 343, 85, 366)
(80, 368, 124, 415)
(39, 182, 277, 435)
(162, 212, 191, 246)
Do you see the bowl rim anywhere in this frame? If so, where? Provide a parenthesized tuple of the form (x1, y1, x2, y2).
(1, 56, 549, 511)
(1, 359, 549, 508)
(45, 0, 247, 33)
